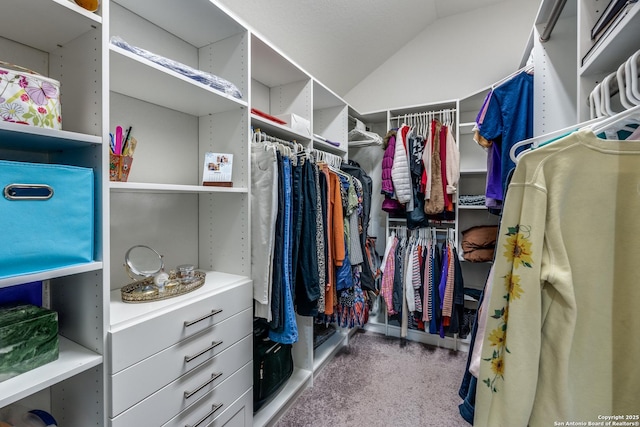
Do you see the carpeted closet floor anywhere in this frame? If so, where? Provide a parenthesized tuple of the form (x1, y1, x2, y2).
(274, 329, 470, 427)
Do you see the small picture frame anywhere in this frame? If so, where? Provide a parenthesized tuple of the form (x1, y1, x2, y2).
(202, 152, 233, 187)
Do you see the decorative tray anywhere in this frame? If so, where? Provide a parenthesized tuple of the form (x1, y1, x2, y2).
(120, 271, 206, 303)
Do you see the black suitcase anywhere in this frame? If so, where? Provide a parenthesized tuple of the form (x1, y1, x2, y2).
(253, 319, 294, 412)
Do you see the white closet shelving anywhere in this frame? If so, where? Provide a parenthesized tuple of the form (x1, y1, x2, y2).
(457, 88, 499, 299)
(249, 31, 354, 427)
(0, 1, 105, 425)
(4, 0, 637, 425)
(249, 35, 314, 427)
(250, 34, 312, 147)
(577, 0, 640, 122)
(107, 0, 250, 278)
(350, 100, 481, 352)
(531, 0, 578, 135)
(312, 80, 349, 156)
(532, 0, 640, 128)
(107, 1, 252, 426)
(346, 107, 388, 258)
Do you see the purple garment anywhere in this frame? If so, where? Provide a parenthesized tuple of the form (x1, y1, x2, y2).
(382, 133, 406, 215)
(438, 245, 449, 338)
(475, 91, 493, 127)
(485, 141, 503, 209)
(382, 198, 405, 215)
(381, 134, 396, 197)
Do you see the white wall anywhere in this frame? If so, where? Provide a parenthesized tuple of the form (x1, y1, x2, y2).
(345, 0, 540, 112)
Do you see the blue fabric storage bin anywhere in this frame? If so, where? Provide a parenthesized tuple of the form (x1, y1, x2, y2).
(0, 160, 94, 279)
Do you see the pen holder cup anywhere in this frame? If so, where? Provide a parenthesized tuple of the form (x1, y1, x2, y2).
(109, 154, 133, 182)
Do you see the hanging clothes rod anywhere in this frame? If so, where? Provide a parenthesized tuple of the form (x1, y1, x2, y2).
(389, 108, 457, 122)
(539, 0, 568, 42)
(253, 128, 300, 149)
(388, 226, 453, 233)
(312, 147, 343, 169)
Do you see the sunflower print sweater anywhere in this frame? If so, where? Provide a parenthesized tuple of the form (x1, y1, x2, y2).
(474, 130, 640, 427)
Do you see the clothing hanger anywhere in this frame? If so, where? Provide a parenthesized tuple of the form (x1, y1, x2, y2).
(510, 116, 603, 162)
(421, 112, 426, 137)
(624, 55, 640, 106)
(617, 62, 635, 110)
(600, 73, 617, 116)
(629, 50, 640, 104)
(590, 83, 603, 119)
(590, 104, 640, 135)
(491, 63, 534, 91)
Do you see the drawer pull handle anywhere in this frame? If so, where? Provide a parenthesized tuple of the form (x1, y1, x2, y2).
(184, 309, 223, 327)
(185, 403, 223, 427)
(185, 340, 223, 363)
(184, 372, 223, 399)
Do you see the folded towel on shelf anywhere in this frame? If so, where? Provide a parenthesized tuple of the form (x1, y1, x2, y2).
(458, 194, 486, 206)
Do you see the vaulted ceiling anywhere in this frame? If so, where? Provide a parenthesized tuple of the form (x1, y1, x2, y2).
(217, 0, 541, 97)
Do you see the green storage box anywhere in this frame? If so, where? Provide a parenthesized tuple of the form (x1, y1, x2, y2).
(0, 304, 59, 382)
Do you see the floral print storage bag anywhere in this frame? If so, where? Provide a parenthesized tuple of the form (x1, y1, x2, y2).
(0, 61, 61, 129)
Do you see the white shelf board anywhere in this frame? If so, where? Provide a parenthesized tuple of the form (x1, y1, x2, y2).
(0, 121, 102, 152)
(389, 99, 458, 117)
(351, 108, 388, 124)
(0, 262, 103, 289)
(110, 270, 250, 329)
(110, 46, 247, 117)
(460, 168, 488, 174)
(251, 114, 311, 142)
(313, 139, 347, 156)
(313, 329, 347, 373)
(0, 0, 101, 53)
(459, 256, 493, 265)
(580, 3, 640, 75)
(458, 205, 488, 210)
(109, 182, 248, 194)
(115, 0, 245, 48)
(252, 367, 313, 427)
(0, 336, 102, 408)
(313, 81, 346, 110)
(251, 36, 309, 88)
(364, 322, 467, 352)
(362, 320, 388, 336)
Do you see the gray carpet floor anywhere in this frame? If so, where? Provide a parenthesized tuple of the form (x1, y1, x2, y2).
(274, 329, 470, 427)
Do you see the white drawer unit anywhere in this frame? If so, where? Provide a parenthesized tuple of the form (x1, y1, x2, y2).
(161, 368, 253, 427)
(109, 307, 252, 417)
(109, 273, 252, 374)
(109, 333, 252, 427)
(108, 276, 252, 427)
